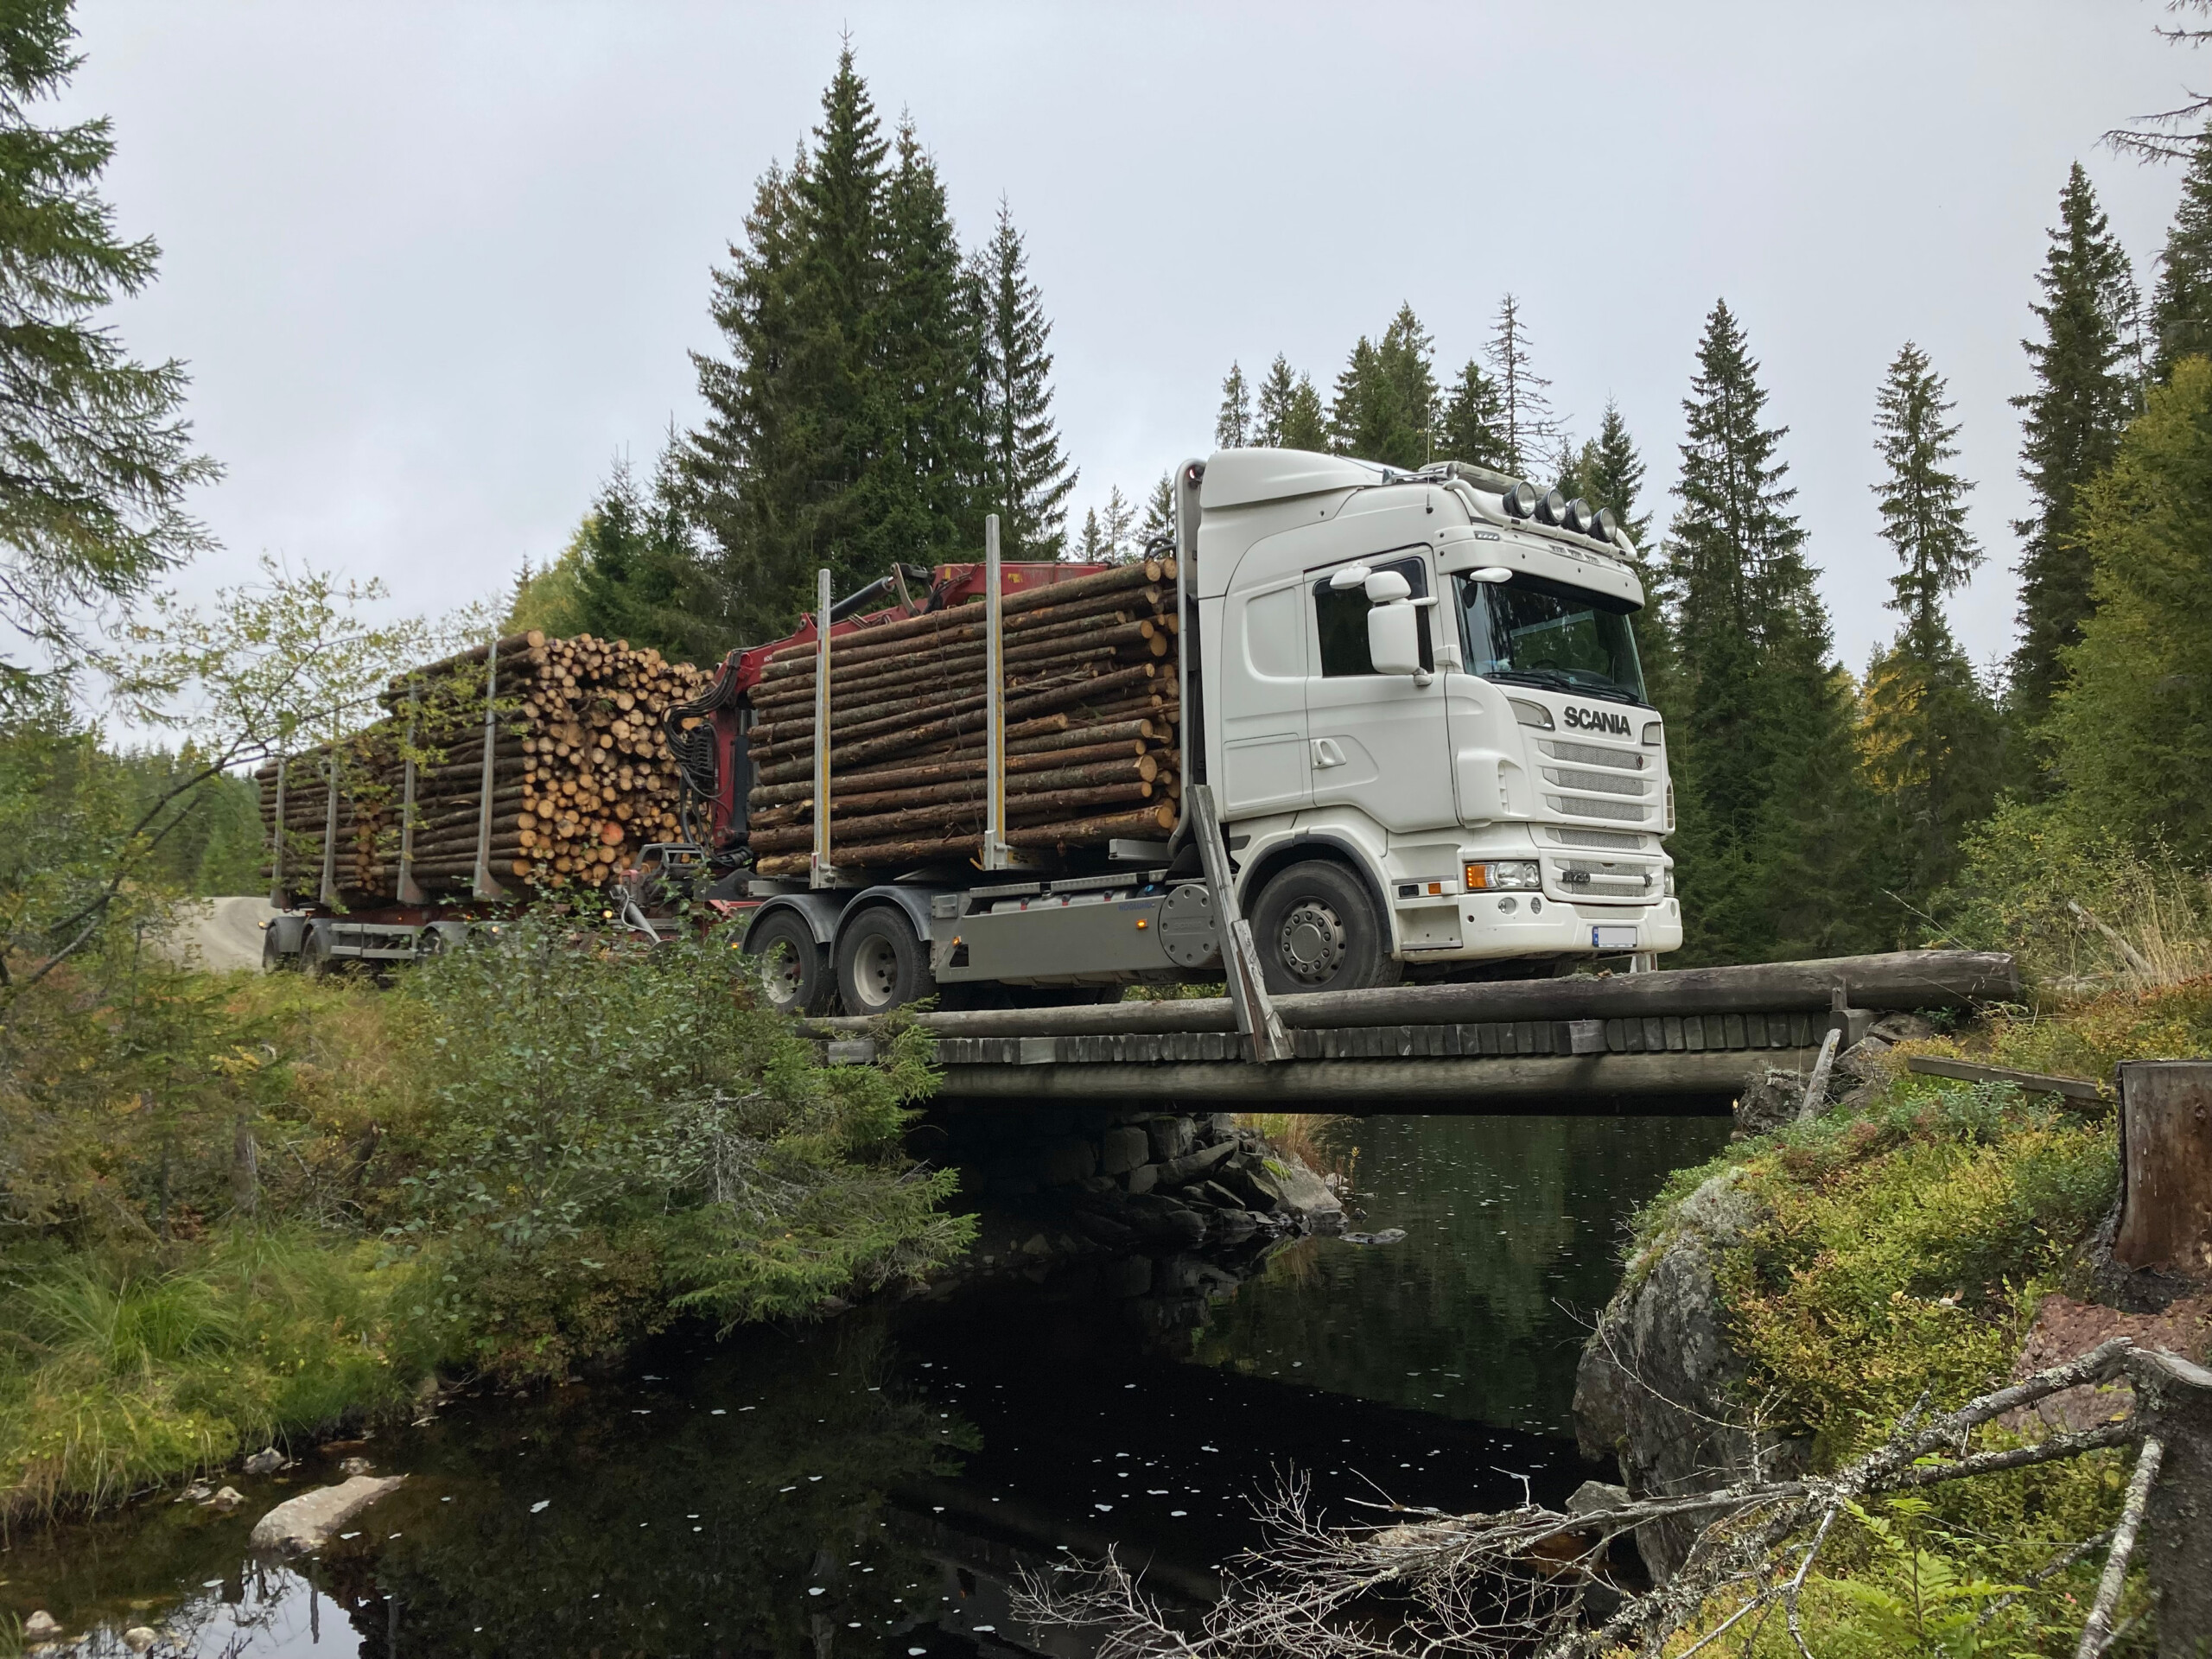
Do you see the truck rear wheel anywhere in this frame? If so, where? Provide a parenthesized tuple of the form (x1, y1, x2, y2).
(262, 923, 289, 973)
(748, 911, 831, 1017)
(1249, 860, 1402, 996)
(834, 906, 936, 1015)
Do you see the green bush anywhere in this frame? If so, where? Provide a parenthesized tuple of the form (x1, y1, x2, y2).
(1, 910, 971, 1519)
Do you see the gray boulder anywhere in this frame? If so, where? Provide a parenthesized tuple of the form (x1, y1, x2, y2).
(1573, 1170, 1808, 1580)
(249, 1475, 408, 1556)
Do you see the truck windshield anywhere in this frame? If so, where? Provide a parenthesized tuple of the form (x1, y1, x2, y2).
(1456, 571, 1648, 707)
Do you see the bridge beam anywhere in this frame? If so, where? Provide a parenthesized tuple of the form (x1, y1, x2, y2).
(933, 1046, 1820, 1109)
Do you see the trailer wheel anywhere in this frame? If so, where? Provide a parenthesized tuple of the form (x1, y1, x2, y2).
(748, 911, 832, 1017)
(300, 922, 334, 979)
(1249, 860, 1402, 995)
(834, 906, 936, 1015)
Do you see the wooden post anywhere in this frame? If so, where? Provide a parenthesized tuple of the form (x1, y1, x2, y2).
(1185, 783, 1290, 1064)
(2114, 1060, 2212, 1275)
(318, 745, 339, 906)
(396, 677, 426, 905)
(471, 634, 509, 901)
(267, 753, 287, 907)
(810, 568, 838, 890)
(984, 513, 1007, 872)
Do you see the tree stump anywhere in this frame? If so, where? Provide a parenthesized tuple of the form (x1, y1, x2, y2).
(2128, 1347, 2212, 1658)
(2114, 1061, 2212, 1277)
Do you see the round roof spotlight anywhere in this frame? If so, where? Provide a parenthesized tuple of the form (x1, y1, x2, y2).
(1535, 488, 1567, 526)
(1501, 481, 1538, 518)
(1564, 498, 1597, 536)
(1593, 506, 1620, 543)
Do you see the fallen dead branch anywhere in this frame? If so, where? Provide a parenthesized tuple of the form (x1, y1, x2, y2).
(1014, 1338, 2210, 1659)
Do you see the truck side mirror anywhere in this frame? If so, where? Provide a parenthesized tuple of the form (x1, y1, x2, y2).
(1368, 597, 1427, 680)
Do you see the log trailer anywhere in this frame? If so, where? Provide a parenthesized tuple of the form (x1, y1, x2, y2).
(677, 448, 1681, 1020)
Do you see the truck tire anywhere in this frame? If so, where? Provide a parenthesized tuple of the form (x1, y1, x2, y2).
(749, 910, 832, 1018)
(834, 906, 936, 1015)
(1249, 859, 1403, 996)
(262, 923, 289, 973)
(301, 922, 334, 979)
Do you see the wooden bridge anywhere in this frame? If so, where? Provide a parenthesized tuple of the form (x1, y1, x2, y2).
(815, 950, 2020, 1112)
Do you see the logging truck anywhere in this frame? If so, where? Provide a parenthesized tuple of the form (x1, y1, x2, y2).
(690, 449, 1682, 1017)
(259, 448, 1679, 1006)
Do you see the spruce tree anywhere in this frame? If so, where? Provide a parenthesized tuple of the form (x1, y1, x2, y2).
(2009, 162, 2141, 734)
(1254, 354, 1327, 448)
(0, 0, 216, 707)
(977, 199, 1076, 557)
(681, 49, 989, 641)
(1857, 344, 2000, 936)
(574, 456, 720, 663)
(1140, 472, 1176, 545)
(876, 117, 985, 565)
(1569, 400, 1674, 712)
(1328, 303, 1436, 467)
(2050, 355, 2212, 861)
(1485, 294, 1557, 479)
(1665, 300, 1869, 963)
(1077, 506, 1104, 560)
(2150, 124, 2212, 380)
(1439, 359, 1509, 473)
(1101, 486, 1136, 560)
(1216, 361, 1252, 448)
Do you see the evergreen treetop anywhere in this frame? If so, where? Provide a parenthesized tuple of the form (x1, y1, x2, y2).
(1328, 303, 1437, 467)
(1140, 471, 1175, 545)
(1872, 342, 1980, 651)
(0, 0, 216, 708)
(1254, 354, 1327, 449)
(1216, 361, 1252, 448)
(977, 198, 1076, 558)
(2151, 124, 2212, 379)
(1439, 359, 1509, 474)
(2009, 162, 2141, 727)
(679, 48, 1001, 641)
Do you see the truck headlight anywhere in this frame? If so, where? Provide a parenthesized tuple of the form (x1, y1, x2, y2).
(1466, 860, 1541, 891)
(1664, 868, 1675, 896)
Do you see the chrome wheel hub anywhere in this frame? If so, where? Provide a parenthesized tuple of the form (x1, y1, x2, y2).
(853, 934, 900, 1009)
(1278, 899, 1346, 984)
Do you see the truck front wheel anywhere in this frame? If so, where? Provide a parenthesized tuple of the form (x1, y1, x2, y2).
(834, 906, 937, 1015)
(748, 911, 832, 1017)
(1249, 860, 1403, 996)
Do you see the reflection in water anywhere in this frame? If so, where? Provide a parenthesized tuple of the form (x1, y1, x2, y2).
(2, 1116, 1722, 1656)
(1190, 1115, 1732, 1435)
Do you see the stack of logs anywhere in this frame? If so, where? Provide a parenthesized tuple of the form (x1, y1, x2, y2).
(257, 632, 710, 901)
(745, 559, 1181, 876)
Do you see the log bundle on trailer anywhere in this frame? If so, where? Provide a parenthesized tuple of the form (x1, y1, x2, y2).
(256, 632, 710, 902)
(743, 557, 1181, 876)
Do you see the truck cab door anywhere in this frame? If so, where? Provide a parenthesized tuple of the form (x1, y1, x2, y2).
(1302, 550, 1456, 832)
(1216, 569, 1313, 816)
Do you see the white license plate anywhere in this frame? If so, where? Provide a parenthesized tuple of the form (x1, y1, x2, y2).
(1591, 925, 1638, 950)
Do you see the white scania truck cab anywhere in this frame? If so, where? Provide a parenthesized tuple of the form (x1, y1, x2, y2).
(1188, 448, 1678, 993)
(736, 447, 1680, 1014)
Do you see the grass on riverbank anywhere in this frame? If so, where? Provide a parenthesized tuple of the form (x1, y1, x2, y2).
(1627, 976, 2212, 1655)
(0, 912, 969, 1526)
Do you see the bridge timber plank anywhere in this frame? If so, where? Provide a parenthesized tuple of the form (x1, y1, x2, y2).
(933, 1046, 1827, 1106)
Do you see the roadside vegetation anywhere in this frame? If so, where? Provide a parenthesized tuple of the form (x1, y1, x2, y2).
(0, 914, 965, 1526)
(1612, 851, 2212, 1654)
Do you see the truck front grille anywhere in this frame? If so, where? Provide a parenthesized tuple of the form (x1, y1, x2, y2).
(1546, 792, 1650, 823)
(1537, 739, 1645, 772)
(1542, 766, 1649, 798)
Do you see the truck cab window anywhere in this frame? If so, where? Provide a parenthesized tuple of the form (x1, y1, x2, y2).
(1313, 554, 1432, 677)
(1456, 569, 1648, 706)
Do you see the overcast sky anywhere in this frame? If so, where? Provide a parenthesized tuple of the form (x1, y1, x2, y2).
(67, 2, 2201, 672)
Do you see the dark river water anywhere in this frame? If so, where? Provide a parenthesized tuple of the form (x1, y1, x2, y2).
(3, 1112, 1726, 1657)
